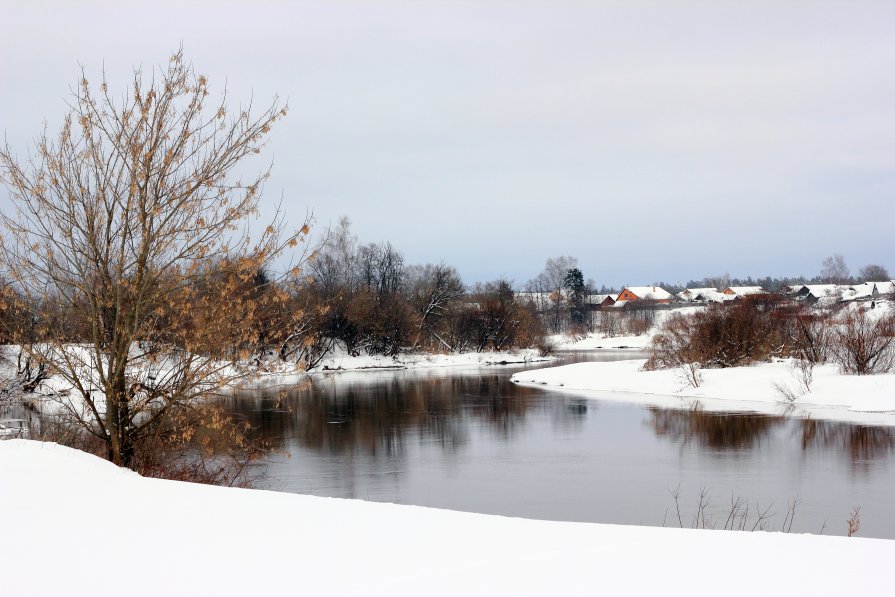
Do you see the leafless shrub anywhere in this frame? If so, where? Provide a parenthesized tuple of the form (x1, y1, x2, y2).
(643, 314, 703, 387)
(847, 506, 861, 537)
(678, 361, 703, 389)
(782, 497, 801, 533)
(647, 297, 791, 374)
(773, 380, 802, 404)
(668, 485, 685, 528)
(790, 309, 832, 364)
(791, 356, 814, 392)
(831, 308, 895, 374)
(536, 336, 556, 357)
(773, 357, 815, 403)
(666, 487, 797, 533)
(597, 309, 622, 338)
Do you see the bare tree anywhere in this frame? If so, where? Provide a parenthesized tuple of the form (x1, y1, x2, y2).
(309, 216, 357, 295)
(0, 50, 311, 466)
(526, 256, 578, 333)
(820, 254, 850, 284)
(357, 242, 405, 297)
(857, 264, 890, 281)
(406, 263, 464, 350)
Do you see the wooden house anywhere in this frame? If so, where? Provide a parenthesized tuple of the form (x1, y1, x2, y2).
(616, 286, 672, 304)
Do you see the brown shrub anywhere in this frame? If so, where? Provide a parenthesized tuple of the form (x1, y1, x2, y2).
(831, 308, 895, 374)
(647, 297, 791, 370)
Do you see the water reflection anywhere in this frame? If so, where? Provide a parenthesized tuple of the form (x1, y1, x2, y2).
(800, 419, 895, 471)
(647, 406, 782, 450)
(224, 370, 546, 457)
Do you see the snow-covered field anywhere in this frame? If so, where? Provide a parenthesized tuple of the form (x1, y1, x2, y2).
(551, 306, 702, 350)
(511, 359, 895, 426)
(1, 439, 892, 596)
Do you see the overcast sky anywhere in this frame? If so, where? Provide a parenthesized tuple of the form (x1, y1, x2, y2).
(2, 0, 893, 287)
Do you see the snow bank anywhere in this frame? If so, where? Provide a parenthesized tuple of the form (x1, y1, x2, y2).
(552, 333, 652, 350)
(511, 359, 895, 426)
(311, 348, 551, 372)
(1, 439, 893, 596)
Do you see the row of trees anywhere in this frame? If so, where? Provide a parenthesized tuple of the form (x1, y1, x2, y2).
(292, 217, 546, 364)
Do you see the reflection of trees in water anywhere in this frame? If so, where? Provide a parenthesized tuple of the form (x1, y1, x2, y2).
(648, 406, 782, 450)
(222, 372, 544, 457)
(551, 399, 589, 432)
(800, 420, 895, 471)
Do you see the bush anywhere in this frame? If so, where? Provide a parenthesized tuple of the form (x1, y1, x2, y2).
(647, 297, 791, 370)
(831, 307, 895, 374)
(789, 309, 832, 364)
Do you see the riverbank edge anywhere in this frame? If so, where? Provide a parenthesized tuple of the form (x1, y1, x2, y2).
(510, 358, 895, 427)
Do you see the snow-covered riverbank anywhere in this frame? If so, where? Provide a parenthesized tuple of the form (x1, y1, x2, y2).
(309, 348, 551, 373)
(1, 439, 892, 596)
(511, 359, 895, 426)
(551, 333, 652, 350)
(1, 345, 551, 413)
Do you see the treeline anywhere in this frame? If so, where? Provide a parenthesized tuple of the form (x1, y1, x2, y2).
(288, 218, 546, 366)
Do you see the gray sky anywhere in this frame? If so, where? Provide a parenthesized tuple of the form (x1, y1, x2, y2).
(2, 0, 893, 287)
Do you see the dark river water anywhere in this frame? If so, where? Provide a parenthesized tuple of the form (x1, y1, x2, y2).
(221, 352, 895, 538)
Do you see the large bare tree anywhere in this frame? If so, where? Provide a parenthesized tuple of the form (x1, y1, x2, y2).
(0, 50, 311, 466)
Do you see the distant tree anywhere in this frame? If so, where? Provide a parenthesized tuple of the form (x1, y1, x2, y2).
(461, 279, 544, 352)
(406, 263, 464, 350)
(526, 256, 578, 333)
(357, 242, 405, 297)
(707, 272, 732, 291)
(310, 216, 358, 295)
(563, 268, 587, 328)
(820, 254, 850, 284)
(857, 264, 890, 282)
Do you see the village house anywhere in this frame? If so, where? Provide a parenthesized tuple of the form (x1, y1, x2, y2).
(675, 288, 724, 303)
(585, 294, 618, 310)
(721, 286, 764, 297)
(615, 286, 673, 304)
(793, 284, 842, 305)
(841, 281, 895, 302)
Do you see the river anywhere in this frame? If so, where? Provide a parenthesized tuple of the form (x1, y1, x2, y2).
(221, 351, 895, 538)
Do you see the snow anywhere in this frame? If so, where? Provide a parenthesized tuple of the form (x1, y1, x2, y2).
(842, 281, 895, 301)
(2, 345, 552, 412)
(511, 359, 895, 426)
(794, 284, 841, 298)
(311, 348, 550, 372)
(2, 439, 893, 596)
(552, 307, 703, 351)
(676, 288, 724, 303)
(552, 334, 653, 350)
(722, 286, 764, 296)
